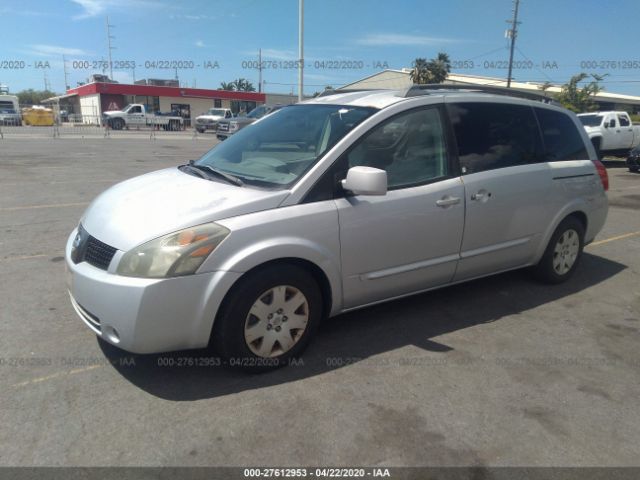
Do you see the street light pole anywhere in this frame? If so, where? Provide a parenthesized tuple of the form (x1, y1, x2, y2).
(298, 0, 304, 101)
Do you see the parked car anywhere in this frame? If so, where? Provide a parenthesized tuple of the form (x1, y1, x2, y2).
(577, 111, 640, 157)
(66, 87, 608, 371)
(103, 104, 184, 131)
(195, 108, 233, 133)
(216, 104, 284, 140)
(0, 94, 21, 126)
(626, 145, 640, 172)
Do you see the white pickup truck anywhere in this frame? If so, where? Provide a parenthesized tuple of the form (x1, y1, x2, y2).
(103, 104, 184, 131)
(577, 111, 640, 157)
(195, 108, 233, 133)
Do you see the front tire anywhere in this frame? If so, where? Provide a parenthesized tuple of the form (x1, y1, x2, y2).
(211, 264, 323, 372)
(532, 217, 585, 284)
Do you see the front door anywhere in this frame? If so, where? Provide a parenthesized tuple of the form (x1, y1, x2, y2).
(335, 106, 465, 308)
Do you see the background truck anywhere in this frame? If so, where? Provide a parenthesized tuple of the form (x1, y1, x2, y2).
(195, 108, 233, 133)
(216, 104, 284, 140)
(0, 94, 21, 126)
(103, 104, 184, 131)
(578, 111, 640, 157)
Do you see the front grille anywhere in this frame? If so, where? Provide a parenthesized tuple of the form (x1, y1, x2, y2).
(84, 236, 117, 270)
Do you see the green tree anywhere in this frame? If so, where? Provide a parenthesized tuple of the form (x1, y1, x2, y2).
(231, 78, 256, 92)
(556, 73, 606, 113)
(219, 81, 235, 91)
(16, 89, 58, 106)
(410, 52, 451, 84)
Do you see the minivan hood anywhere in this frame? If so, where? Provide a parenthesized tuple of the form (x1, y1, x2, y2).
(81, 167, 289, 251)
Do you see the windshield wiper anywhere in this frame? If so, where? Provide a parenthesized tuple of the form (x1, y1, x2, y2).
(187, 160, 244, 186)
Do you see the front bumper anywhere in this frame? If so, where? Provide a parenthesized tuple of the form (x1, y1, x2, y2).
(65, 229, 241, 354)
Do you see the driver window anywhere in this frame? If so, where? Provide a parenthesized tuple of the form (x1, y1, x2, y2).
(346, 107, 448, 189)
(130, 106, 141, 113)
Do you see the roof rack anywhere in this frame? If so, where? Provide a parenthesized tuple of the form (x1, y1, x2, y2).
(317, 88, 384, 98)
(399, 84, 560, 105)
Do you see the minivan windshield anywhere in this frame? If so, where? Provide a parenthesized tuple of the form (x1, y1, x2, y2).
(195, 104, 376, 188)
(578, 114, 603, 127)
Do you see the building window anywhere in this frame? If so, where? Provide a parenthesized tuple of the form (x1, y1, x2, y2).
(231, 100, 257, 115)
(214, 99, 222, 108)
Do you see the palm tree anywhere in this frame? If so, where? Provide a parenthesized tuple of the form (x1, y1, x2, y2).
(410, 53, 451, 85)
(232, 78, 256, 92)
(428, 52, 451, 84)
(410, 58, 430, 84)
(219, 81, 235, 91)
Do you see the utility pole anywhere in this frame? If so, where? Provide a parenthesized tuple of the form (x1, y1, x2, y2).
(505, 0, 521, 88)
(63, 55, 70, 91)
(43, 71, 50, 92)
(258, 48, 263, 93)
(106, 16, 115, 81)
(298, 0, 304, 101)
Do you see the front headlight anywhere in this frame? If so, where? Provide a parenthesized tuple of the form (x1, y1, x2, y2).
(117, 223, 230, 278)
(229, 121, 239, 131)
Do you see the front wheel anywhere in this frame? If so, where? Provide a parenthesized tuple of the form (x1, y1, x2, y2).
(211, 264, 323, 372)
(532, 217, 585, 284)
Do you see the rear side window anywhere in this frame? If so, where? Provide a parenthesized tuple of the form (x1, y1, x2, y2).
(535, 108, 588, 161)
(447, 102, 541, 174)
(619, 115, 630, 127)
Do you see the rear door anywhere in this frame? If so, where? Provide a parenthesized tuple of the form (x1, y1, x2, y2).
(447, 100, 552, 281)
(334, 106, 465, 308)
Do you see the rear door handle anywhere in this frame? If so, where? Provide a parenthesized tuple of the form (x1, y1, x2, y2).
(436, 195, 461, 207)
(471, 191, 492, 201)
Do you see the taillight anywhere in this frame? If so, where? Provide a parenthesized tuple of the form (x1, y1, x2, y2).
(592, 159, 609, 191)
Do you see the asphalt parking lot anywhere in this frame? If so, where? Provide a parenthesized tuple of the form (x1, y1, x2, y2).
(1, 137, 639, 467)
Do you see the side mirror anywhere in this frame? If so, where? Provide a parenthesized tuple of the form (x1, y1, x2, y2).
(341, 166, 387, 196)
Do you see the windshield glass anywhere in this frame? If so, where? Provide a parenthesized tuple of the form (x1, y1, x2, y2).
(196, 104, 376, 188)
(247, 106, 268, 119)
(578, 114, 603, 127)
(207, 109, 226, 116)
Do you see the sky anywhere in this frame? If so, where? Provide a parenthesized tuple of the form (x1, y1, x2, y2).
(1, 0, 640, 97)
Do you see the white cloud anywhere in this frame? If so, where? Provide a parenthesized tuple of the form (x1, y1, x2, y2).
(261, 49, 298, 61)
(71, 0, 106, 19)
(26, 44, 92, 57)
(356, 33, 462, 47)
(195, 40, 205, 48)
(71, 0, 159, 20)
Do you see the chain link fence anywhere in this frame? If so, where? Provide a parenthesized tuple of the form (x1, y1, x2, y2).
(0, 110, 214, 140)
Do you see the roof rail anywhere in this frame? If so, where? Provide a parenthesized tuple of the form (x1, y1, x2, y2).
(399, 83, 559, 105)
(317, 88, 383, 98)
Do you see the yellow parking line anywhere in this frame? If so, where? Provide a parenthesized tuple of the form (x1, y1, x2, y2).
(588, 231, 640, 247)
(0, 202, 88, 212)
(10, 364, 104, 388)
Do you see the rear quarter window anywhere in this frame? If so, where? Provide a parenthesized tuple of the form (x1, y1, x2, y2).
(534, 108, 588, 161)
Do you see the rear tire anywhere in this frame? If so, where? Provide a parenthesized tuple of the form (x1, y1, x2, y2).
(532, 216, 585, 284)
(211, 264, 322, 372)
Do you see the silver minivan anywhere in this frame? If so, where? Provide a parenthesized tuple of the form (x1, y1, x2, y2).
(65, 87, 609, 370)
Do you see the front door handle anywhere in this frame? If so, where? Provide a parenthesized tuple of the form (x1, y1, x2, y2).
(436, 195, 461, 207)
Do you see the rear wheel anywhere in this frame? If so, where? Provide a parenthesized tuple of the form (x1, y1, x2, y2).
(532, 217, 585, 284)
(211, 264, 322, 372)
